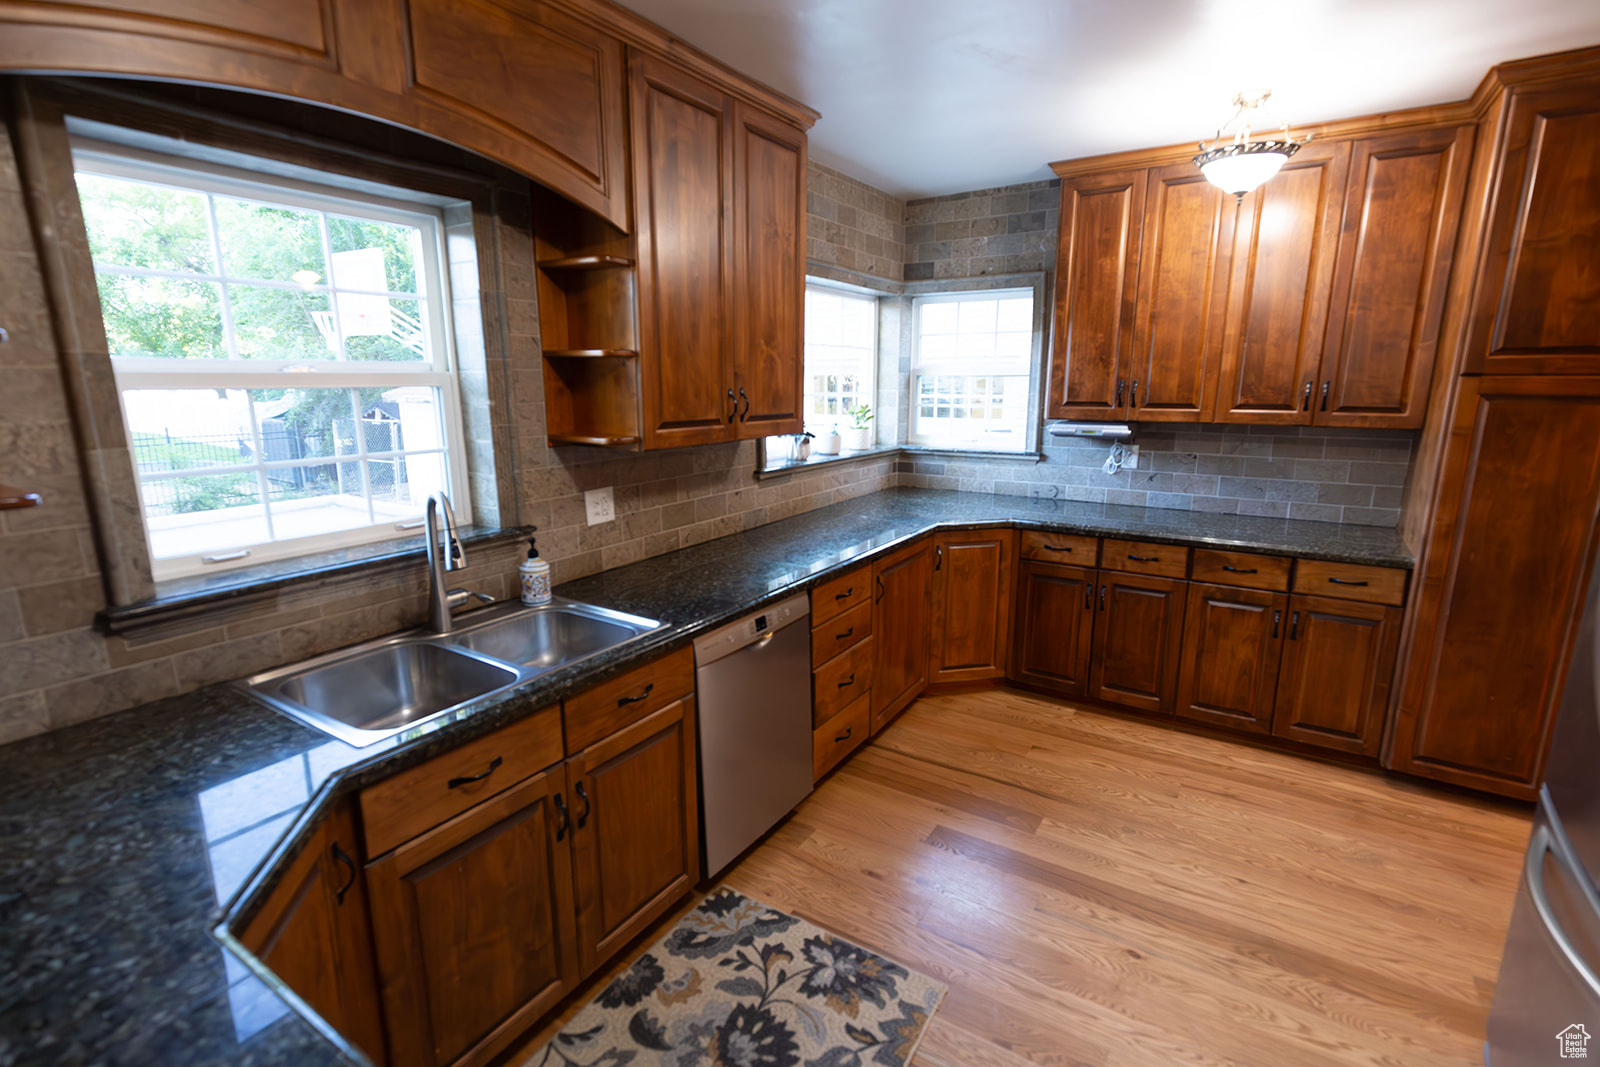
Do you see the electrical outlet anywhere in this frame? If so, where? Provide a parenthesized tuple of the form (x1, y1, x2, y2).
(585, 486, 615, 526)
(1124, 445, 1140, 470)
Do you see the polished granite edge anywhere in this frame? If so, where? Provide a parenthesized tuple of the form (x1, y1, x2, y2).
(1, 487, 1412, 1067)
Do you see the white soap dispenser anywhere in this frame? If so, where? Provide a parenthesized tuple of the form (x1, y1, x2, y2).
(519, 531, 551, 606)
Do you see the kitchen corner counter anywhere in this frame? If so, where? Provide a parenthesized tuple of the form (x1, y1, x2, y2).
(0, 488, 1411, 1066)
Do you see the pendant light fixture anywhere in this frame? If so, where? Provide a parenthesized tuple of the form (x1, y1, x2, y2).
(1193, 92, 1307, 200)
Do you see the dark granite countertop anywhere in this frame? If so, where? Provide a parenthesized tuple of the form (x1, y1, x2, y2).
(0, 488, 1411, 1067)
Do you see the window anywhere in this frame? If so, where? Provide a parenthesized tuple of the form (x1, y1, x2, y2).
(802, 283, 878, 431)
(910, 289, 1034, 452)
(73, 146, 467, 579)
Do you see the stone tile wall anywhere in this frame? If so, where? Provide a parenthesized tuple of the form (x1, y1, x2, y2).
(805, 162, 906, 283)
(903, 179, 1060, 281)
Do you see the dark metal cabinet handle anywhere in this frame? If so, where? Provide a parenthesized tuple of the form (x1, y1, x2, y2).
(1321, 381, 1330, 411)
(834, 726, 853, 743)
(934, 544, 943, 571)
(738, 387, 751, 422)
(574, 781, 590, 829)
(838, 672, 856, 689)
(1222, 565, 1257, 574)
(1099, 584, 1107, 610)
(1043, 544, 1073, 553)
(1289, 610, 1300, 641)
(330, 843, 357, 906)
(835, 587, 853, 600)
(448, 755, 502, 789)
(835, 626, 854, 640)
(1116, 379, 1125, 408)
(1328, 577, 1369, 587)
(727, 387, 737, 422)
(1127, 554, 1157, 562)
(618, 682, 654, 706)
(874, 575, 885, 602)
(554, 794, 570, 841)
(1131, 380, 1140, 408)
(1271, 609, 1281, 639)
(1083, 584, 1092, 611)
(1302, 381, 1312, 411)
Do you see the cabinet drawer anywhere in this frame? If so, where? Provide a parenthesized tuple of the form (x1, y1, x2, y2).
(812, 564, 871, 624)
(360, 703, 563, 858)
(1020, 530, 1099, 563)
(812, 599, 871, 668)
(564, 646, 695, 754)
(813, 690, 870, 780)
(813, 635, 874, 725)
(1191, 548, 1291, 591)
(1101, 538, 1190, 578)
(1292, 560, 1407, 606)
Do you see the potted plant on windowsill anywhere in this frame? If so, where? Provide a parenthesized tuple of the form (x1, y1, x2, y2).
(844, 404, 873, 451)
(814, 427, 840, 455)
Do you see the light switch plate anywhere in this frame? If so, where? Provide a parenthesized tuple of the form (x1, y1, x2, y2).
(1124, 445, 1140, 470)
(585, 487, 615, 526)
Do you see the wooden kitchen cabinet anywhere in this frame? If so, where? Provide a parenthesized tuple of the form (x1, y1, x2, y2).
(1175, 583, 1287, 735)
(1461, 75, 1600, 376)
(566, 697, 698, 978)
(1389, 376, 1600, 797)
(1047, 168, 1145, 420)
(1089, 571, 1187, 716)
(929, 529, 1014, 683)
(1273, 593, 1399, 756)
(240, 801, 386, 1066)
(1011, 560, 1095, 698)
(872, 538, 933, 733)
(367, 767, 579, 1067)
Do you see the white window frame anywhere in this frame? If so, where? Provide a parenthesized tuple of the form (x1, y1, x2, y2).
(908, 286, 1038, 453)
(801, 280, 880, 433)
(73, 141, 471, 581)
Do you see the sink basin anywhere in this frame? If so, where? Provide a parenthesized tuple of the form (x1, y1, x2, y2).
(242, 637, 522, 747)
(443, 599, 664, 669)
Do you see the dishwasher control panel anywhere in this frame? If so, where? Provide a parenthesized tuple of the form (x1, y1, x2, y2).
(692, 592, 810, 667)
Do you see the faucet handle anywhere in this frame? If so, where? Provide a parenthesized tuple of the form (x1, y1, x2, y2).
(446, 589, 494, 610)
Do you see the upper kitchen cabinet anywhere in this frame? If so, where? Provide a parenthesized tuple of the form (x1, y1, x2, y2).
(1212, 140, 1351, 424)
(1046, 168, 1145, 421)
(1316, 126, 1473, 426)
(1461, 75, 1600, 375)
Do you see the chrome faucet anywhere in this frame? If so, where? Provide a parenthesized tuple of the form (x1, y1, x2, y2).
(425, 492, 492, 633)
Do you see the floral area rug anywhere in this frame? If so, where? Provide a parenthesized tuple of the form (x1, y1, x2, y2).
(525, 887, 946, 1067)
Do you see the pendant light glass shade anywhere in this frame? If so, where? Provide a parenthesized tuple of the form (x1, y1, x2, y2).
(1193, 92, 1305, 199)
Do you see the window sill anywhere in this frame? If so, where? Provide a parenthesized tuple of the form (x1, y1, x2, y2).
(100, 525, 536, 637)
(757, 443, 900, 480)
(899, 447, 1044, 463)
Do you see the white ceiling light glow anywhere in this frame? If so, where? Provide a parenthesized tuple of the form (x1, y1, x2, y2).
(1193, 92, 1305, 199)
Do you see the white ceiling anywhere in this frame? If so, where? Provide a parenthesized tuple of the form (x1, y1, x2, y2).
(615, 0, 1600, 199)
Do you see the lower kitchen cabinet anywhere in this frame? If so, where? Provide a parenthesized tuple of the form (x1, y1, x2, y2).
(1175, 583, 1287, 735)
(929, 529, 1014, 683)
(567, 697, 698, 978)
(1272, 594, 1400, 756)
(872, 537, 933, 733)
(240, 800, 387, 1066)
(366, 767, 579, 1067)
(1011, 560, 1095, 698)
(1089, 571, 1187, 715)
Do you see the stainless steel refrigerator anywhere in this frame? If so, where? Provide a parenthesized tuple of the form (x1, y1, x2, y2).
(1486, 565, 1600, 1064)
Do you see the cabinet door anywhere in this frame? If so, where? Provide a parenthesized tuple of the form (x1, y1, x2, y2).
(1011, 560, 1095, 698)
(1315, 126, 1473, 427)
(1175, 583, 1287, 735)
(730, 101, 806, 438)
(1273, 594, 1399, 756)
(1046, 168, 1145, 420)
(630, 51, 735, 448)
(929, 529, 1014, 683)
(1389, 377, 1600, 796)
(1213, 140, 1352, 423)
(1089, 572, 1186, 715)
(367, 767, 578, 1067)
(240, 801, 386, 1066)
(1463, 78, 1600, 375)
(872, 538, 933, 733)
(568, 697, 698, 978)
(1128, 163, 1234, 422)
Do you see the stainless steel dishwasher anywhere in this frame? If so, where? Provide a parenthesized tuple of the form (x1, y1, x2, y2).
(693, 592, 813, 877)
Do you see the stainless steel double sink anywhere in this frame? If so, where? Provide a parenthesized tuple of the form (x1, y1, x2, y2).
(238, 598, 664, 747)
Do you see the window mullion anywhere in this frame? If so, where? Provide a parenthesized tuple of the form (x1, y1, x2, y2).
(319, 212, 349, 362)
(242, 390, 276, 544)
(203, 191, 243, 363)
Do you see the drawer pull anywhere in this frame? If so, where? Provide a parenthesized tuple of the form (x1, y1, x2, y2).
(1043, 544, 1074, 553)
(574, 781, 591, 829)
(838, 672, 856, 689)
(330, 843, 357, 906)
(554, 793, 570, 841)
(1127, 554, 1157, 562)
(834, 726, 853, 743)
(1328, 577, 1369, 587)
(834, 587, 854, 600)
(1222, 565, 1257, 574)
(875, 575, 885, 603)
(835, 626, 854, 641)
(618, 682, 654, 706)
(447, 755, 502, 790)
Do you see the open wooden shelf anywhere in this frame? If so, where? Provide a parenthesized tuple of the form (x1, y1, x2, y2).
(543, 348, 638, 359)
(0, 484, 41, 510)
(536, 255, 635, 271)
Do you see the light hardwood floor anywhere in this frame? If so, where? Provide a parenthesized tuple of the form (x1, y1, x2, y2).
(525, 688, 1532, 1066)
